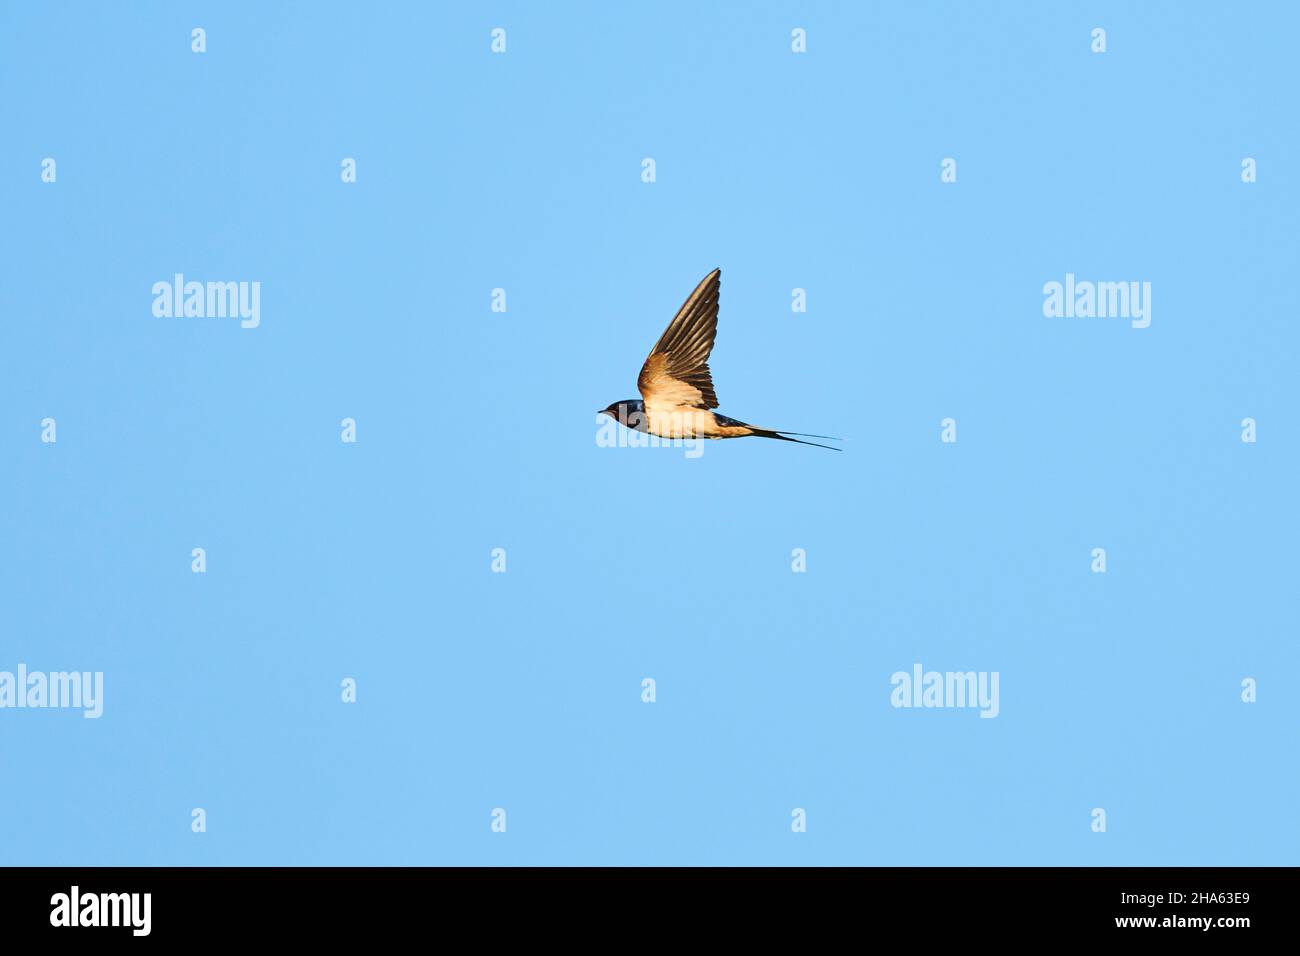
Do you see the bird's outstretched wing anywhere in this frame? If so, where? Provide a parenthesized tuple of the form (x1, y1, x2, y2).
(637, 268, 721, 411)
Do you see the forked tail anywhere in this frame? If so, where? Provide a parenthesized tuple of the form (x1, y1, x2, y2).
(750, 427, 843, 451)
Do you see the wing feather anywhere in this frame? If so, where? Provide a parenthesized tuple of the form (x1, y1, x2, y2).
(637, 269, 721, 410)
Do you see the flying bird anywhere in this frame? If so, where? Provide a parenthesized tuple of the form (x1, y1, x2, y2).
(599, 269, 842, 450)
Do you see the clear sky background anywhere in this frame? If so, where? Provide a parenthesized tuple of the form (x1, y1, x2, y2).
(1, 2, 1296, 865)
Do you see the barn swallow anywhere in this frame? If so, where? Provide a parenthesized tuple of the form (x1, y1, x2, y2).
(599, 269, 842, 450)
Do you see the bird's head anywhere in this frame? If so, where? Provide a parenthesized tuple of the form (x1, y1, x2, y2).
(598, 400, 644, 428)
(599, 401, 633, 421)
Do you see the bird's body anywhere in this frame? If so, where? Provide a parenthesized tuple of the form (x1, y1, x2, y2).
(604, 399, 756, 440)
(599, 269, 841, 451)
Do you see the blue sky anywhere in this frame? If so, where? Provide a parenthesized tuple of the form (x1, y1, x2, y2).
(1, 2, 1296, 865)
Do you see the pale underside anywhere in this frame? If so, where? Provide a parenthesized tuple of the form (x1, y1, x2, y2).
(643, 405, 753, 440)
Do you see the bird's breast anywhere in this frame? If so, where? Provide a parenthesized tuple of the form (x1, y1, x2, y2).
(645, 407, 722, 439)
